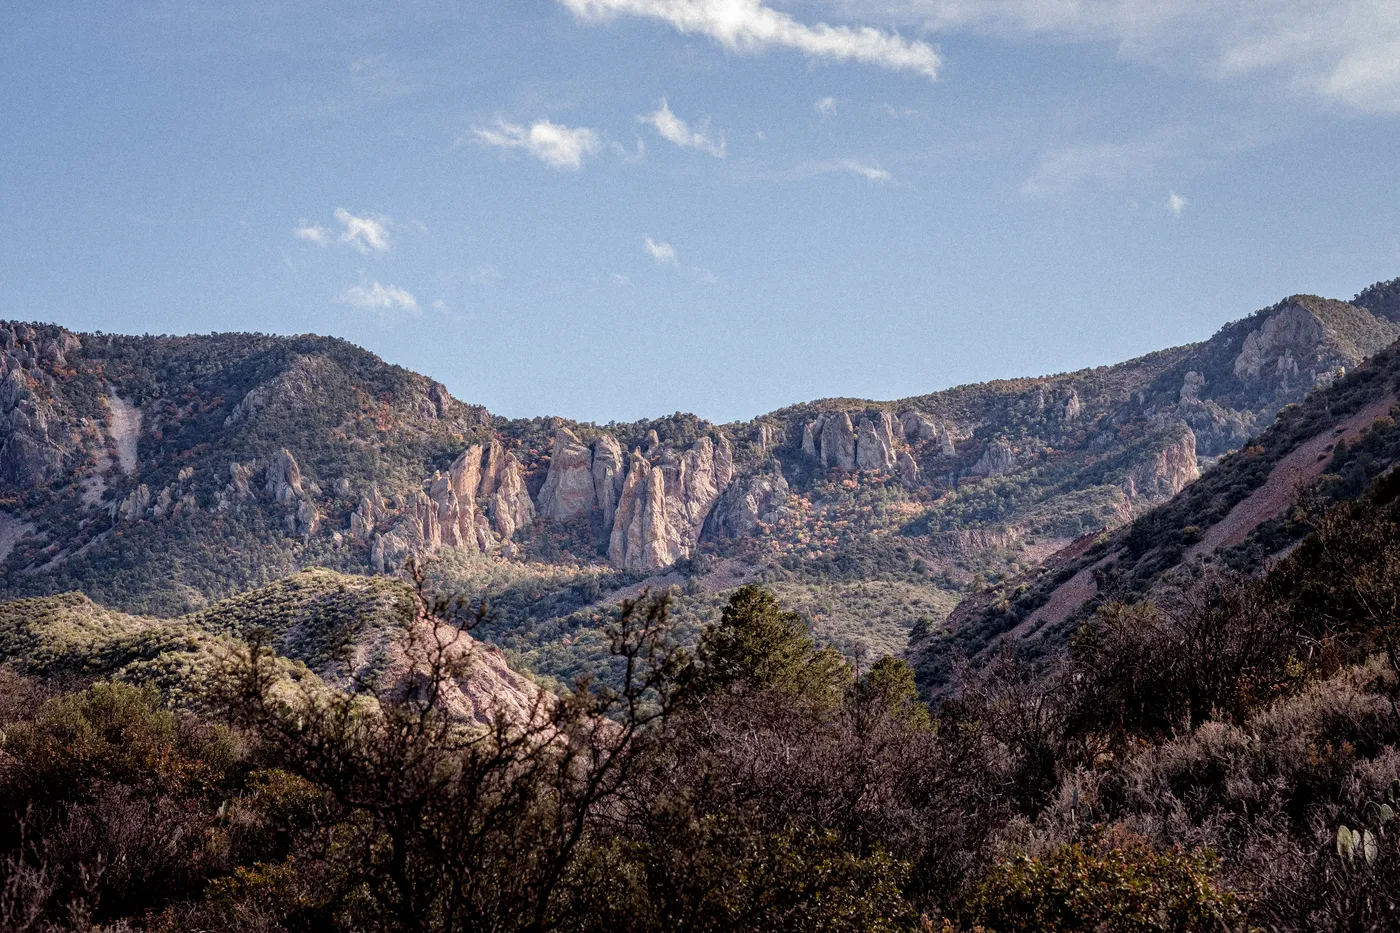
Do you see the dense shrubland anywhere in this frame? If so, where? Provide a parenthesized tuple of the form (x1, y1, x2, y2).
(7, 463, 1400, 929)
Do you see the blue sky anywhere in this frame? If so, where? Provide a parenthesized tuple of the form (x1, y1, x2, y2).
(2, 1, 1398, 423)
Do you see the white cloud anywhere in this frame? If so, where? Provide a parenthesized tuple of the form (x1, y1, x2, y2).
(638, 99, 726, 157)
(645, 236, 678, 263)
(816, 96, 838, 118)
(831, 0, 1400, 112)
(777, 159, 897, 184)
(1167, 190, 1188, 216)
(611, 273, 633, 286)
(838, 160, 892, 183)
(339, 280, 419, 313)
(334, 208, 391, 253)
(559, 0, 942, 79)
(473, 118, 602, 170)
(294, 222, 329, 245)
(882, 102, 919, 118)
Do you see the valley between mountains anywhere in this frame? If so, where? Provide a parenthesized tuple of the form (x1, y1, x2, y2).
(1, 276, 1399, 697)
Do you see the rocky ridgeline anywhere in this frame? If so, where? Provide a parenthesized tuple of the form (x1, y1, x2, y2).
(531, 426, 735, 572)
(367, 440, 534, 572)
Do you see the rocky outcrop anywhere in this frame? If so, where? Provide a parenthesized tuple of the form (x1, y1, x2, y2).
(264, 449, 304, 505)
(537, 427, 596, 522)
(898, 450, 920, 487)
(807, 411, 904, 472)
(607, 434, 733, 572)
(0, 326, 78, 489)
(900, 410, 937, 442)
(488, 456, 534, 541)
(710, 470, 791, 539)
(1123, 427, 1199, 502)
(349, 490, 381, 540)
(591, 434, 625, 530)
(1063, 391, 1082, 421)
(855, 413, 898, 470)
(609, 453, 677, 571)
(1234, 302, 1325, 383)
(480, 439, 524, 500)
(820, 413, 856, 470)
(802, 420, 821, 459)
(970, 440, 1015, 477)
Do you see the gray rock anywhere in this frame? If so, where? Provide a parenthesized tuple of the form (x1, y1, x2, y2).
(537, 427, 596, 522)
(820, 412, 856, 470)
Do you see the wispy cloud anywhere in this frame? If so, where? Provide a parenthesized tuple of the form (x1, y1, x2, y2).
(473, 118, 602, 170)
(815, 96, 838, 118)
(339, 280, 419, 313)
(294, 222, 329, 245)
(559, 0, 941, 79)
(774, 159, 897, 184)
(645, 236, 678, 264)
(638, 99, 726, 157)
(1167, 190, 1188, 216)
(835, 159, 892, 183)
(334, 208, 391, 253)
(837, 0, 1400, 112)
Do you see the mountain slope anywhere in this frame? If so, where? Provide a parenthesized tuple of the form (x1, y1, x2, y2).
(0, 278, 1395, 684)
(0, 568, 544, 724)
(912, 331, 1400, 690)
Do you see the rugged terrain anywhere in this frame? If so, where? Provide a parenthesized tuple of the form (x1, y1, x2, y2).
(0, 279, 1396, 685)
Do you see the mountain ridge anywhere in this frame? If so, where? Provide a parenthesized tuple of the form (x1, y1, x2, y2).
(0, 277, 1395, 685)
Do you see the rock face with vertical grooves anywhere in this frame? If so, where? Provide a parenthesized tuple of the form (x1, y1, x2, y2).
(603, 434, 733, 572)
(591, 434, 625, 531)
(536, 427, 596, 522)
(820, 412, 857, 470)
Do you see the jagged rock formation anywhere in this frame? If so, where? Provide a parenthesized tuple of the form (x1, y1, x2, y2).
(819, 412, 856, 470)
(804, 410, 909, 473)
(537, 427, 597, 521)
(1123, 427, 1200, 502)
(607, 435, 733, 571)
(371, 441, 535, 570)
(969, 440, 1015, 478)
(855, 414, 898, 470)
(710, 470, 792, 539)
(900, 410, 937, 441)
(1, 277, 1399, 635)
(591, 434, 625, 530)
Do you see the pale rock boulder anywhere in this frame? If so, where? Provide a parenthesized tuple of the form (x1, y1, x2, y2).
(710, 471, 791, 539)
(855, 414, 897, 470)
(1063, 391, 1082, 421)
(537, 427, 596, 522)
(970, 440, 1015, 477)
(349, 489, 381, 540)
(591, 434, 625, 529)
(607, 434, 733, 572)
(802, 417, 824, 459)
(898, 450, 920, 487)
(489, 454, 535, 541)
(900, 410, 937, 442)
(295, 499, 320, 538)
(477, 440, 508, 498)
(714, 433, 735, 490)
(820, 412, 856, 470)
(264, 449, 304, 506)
